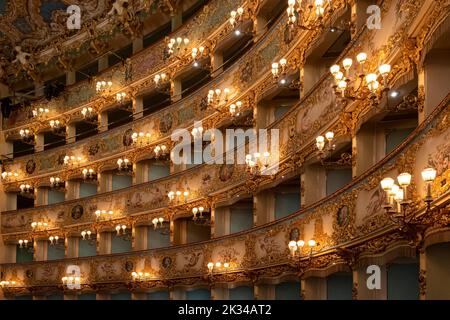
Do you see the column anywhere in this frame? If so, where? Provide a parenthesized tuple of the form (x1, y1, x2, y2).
(132, 292, 147, 300)
(132, 37, 144, 54)
(66, 123, 76, 144)
(212, 284, 228, 300)
(133, 96, 143, 120)
(253, 191, 275, 226)
(171, 79, 182, 103)
(171, 11, 182, 31)
(211, 50, 223, 77)
(304, 277, 326, 300)
(65, 180, 76, 200)
(98, 172, 110, 193)
(254, 284, 274, 300)
(423, 50, 450, 118)
(303, 165, 326, 206)
(133, 225, 148, 251)
(210, 204, 216, 239)
(34, 240, 47, 261)
(98, 111, 108, 132)
(34, 132, 44, 152)
(98, 232, 112, 255)
(66, 71, 76, 86)
(66, 237, 78, 258)
(96, 293, 111, 300)
(35, 187, 46, 206)
(98, 56, 109, 72)
(64, 293, 77, 300)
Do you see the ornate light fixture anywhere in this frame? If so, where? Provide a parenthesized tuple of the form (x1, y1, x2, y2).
(132, 131, 152, 147)
(330, 53, 391, 105)
(316, 131, 335, 157)
(0, 280, 18, 288)
(49, 120, 65, 136)
(96, 80, 113, 94)
(153, 73, 171, 94)
(81, 107, 97, 123)
(95, 209, 114, 219)
(82, 168, 96, 180)
(81, 230, 93, 240)
(115, 224, 128, 236)
(168, 190, 189, 204)
(228, 101, 243, 117)
(206, 261, 230, 275)
(152, 217, 165, 230)
(61, 275, 81, 289)
(50, 176, 64, 189)
(229, 7, 245, 35)
(381, 168, 437, 217)
(116, 92, 127, 104)
(165, 36, 190, 60)
(191, 46, 209, 68)
(19, 184, 33, 194)
(1, 171, 19, 182)
(207, 88, 230, 110)
(48, 235, 60, 245)
(271, 58, 287, 83)
(19, 129, 34, 144)
(32, 107, 49, 118)
(154, 145, 168, 159)
(192, 206, 211, 226)
(18, 239, 30, 249)
(245, 152, 270, 176)
(117, 158, 132, 172)
(63, 155, 85, 167)
(131, 271, 151, 281)
(31, 221, 49, 230)
(287, 238, 317, 257)
(191, 125, 204, 139)
(286, 0, 332, 30)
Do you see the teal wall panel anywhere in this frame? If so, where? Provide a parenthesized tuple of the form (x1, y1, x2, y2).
(186, 220, 210, 244)
(79, 182, 97, 198)
(275, 193, 300, 219)
(275, 282, 300, 300)
(78, 239, 97, 257)
(112, 175, 132, 191)
(15, 295, 32, 300)
(326, 274, 353, 300)
(386, 128, 414, 154)
(47, 293, 64, 300)
(326, 169, 352, 196)
(47, 244, 65, 261)
(148, 227, 170, 249)
(274, 105, 290, 121)
(387, 263, 419, 300)
(148, 290, 170, 300)
(148, 163, 170, 181)
(111, 233, 132, 254)
(229, 286, 254, 300)
(16, 245, 33, 263)
(186, 289, 211, 300)
(111, 292, 132, 300)
(78, 293, 96, 300)
(230, 208, 253, 234)
(48, 190, 65, 204)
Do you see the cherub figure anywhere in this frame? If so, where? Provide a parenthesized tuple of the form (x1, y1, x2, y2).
(12, 46, 38, 81)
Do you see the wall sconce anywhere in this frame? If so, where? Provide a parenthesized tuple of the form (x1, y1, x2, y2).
(64, 155, 85, 167)
(316, 131, 335, 157)
(287, 0, 333, 30)
(168, 190, 189, 204)
(117, 158, 132, 172)
(131, 271, 151, 281)
(165, 37, 190, 60)
(31, 221, 48, 230)
(32, 107, 49, 118)
(330, 53, 391, 105)
(81, 107, 97, 123)
(191, 46, 209, 68)
(152, 217, 165, 229)
(207, 88, 230, 110)
(82, 168, 96, 180)
(18, 239, 30, 248)
(271, 58, 287, 83)
(0, 280, 18, 288)
(96, 80, 113, 94)
(50, 176, 65, 189)
(288, 238, 317, 257)
(115, 224, 127, 236)
(1, 171, 19, 182)
(61, 275, 81, 289)
(245, 152, 270, 176)
(116, 92, 127, 104)
(81, 230, 93, 240)
(192, 206, 211, 226)
(95, 209, 114, 219)
(19, 129, 34, 144)
(206, 261, 230, 275)
(229, 7, 245, 35)
(19, 184, 33, 194)
(191, 125, 203, 139)
(49, 120, 65, 136)
(154, 145, 168, 159)
(153, 73, 171, 94)
(132, 131, 152, 147)
(228, 101, 243, 117)
(48, 235, 60, 245)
